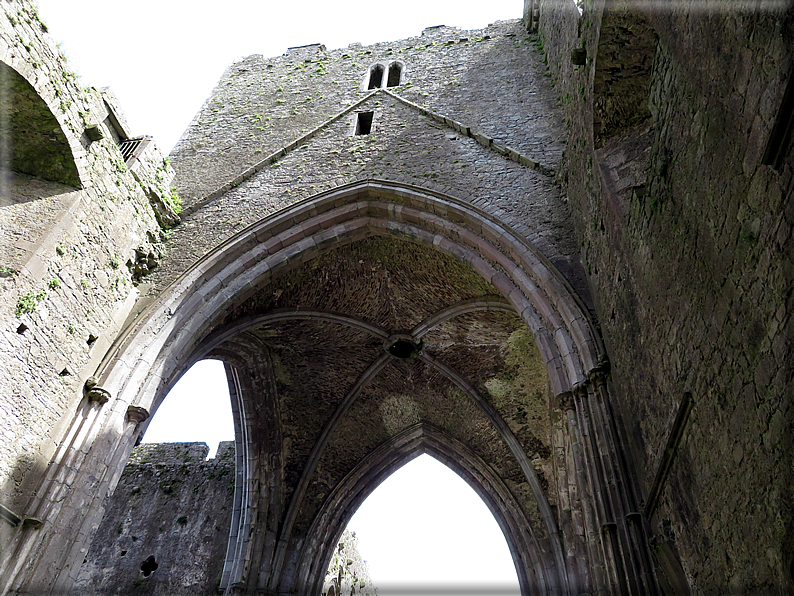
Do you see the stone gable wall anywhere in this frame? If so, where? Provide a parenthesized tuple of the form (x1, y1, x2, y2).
(170, 20, 566, 207)
(157, 19, 589, 309)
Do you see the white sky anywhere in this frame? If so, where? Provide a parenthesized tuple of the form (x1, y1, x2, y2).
(36, 0, 522, 153)
(31, 1, 524, 589)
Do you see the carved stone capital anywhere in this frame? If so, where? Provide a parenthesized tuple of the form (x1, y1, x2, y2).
(589, 360, 611, 387)
(126, 405, 150, 425)
(558, 391, 575, 411)
(22, 517, 43, 529)
(601, 521, 618, 534)
(625, 511, 643, 524)
(84, 377, 111, 405)
(573, 381, 589, 398)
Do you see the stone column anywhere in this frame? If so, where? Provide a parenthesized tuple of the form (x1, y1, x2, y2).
(558, 391, 601, 595)
(0, 379, 118, 594)
(588, 369, 658, 595)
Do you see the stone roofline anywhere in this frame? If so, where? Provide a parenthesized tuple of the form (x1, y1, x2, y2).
(182, 87, 556, 217)
(269, 19, 520, 58)
(126, 441, 236, 465)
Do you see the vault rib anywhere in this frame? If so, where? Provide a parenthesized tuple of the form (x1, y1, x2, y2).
(419, 351, 569, 596)
(266, 352, 391, 593)
(411, 296, 515, 338)
(189, 307, 390, 364)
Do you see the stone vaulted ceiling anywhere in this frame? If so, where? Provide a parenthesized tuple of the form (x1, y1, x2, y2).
(213, 234, 556, 545)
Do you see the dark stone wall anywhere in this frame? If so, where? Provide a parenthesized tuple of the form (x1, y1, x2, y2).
(74, 443, 235, 595)
(538, 0, 793, 592)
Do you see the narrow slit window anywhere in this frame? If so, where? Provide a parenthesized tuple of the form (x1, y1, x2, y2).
(387, 63, 402, 87)
(355, 112, 374, 135)
(368, 65, 384, 90)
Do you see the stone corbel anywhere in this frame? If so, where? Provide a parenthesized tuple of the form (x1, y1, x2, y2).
(573, 381, 589, 399)
(126, 405, 150, 425)
(601, 521, 618, 535)
(588, 359, 611, 388)
(558, 390, 576, 411)
(83, 377, 111, 405)
(22, 517, 43, 530)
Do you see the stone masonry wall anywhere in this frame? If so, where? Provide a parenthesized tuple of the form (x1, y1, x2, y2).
(322, 530, 377, 596)
(73, 442, 236, 596)
(157, 19, 590, 309)
(0, 0, 174, 525)
(537, 0, 793, 592)
(170, 20, 566, 206)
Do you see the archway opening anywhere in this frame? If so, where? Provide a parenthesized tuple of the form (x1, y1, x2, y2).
(141, 359, 234, 459)
(74, 359, 237, 593)
(0, 61, 81, 187)
(328, 454, 520, 594)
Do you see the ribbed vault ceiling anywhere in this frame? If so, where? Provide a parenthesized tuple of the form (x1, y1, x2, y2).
(217, 235, 555, 539)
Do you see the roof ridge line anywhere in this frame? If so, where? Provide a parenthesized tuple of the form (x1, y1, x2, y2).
(183, 86, 556, 217)
(381, 88, 556, 177)
(182, 90, 379, 216)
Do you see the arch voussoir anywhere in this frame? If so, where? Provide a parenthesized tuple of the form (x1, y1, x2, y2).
(88, 180, 604, 596)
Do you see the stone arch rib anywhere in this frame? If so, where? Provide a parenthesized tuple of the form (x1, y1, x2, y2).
(86, 180, 607, 595)
(294, 423, 555, 596)
(99, 181, 602, 408)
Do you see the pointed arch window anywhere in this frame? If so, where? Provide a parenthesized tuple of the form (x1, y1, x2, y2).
(387, 62, 402, 87)
(367, 65, 384, 90)
(364, 61, 404, 90)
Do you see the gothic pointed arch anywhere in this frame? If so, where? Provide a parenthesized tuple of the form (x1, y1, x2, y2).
(23, 180, 657, 595)
(296, 423, 556, 595)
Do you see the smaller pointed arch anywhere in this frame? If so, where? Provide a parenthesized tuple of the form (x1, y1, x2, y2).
(367, 64, 384, 90)
(386, 62, 402, 87)
(341, 453, 520, 589)
(295, 424, 560, 596)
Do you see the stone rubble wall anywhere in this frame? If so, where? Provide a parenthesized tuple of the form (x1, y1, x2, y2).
(74, 442, 378, 596)
(537, 0, 793, 591)
(0, 0, 174, 526)
(73, 442, 236, 596)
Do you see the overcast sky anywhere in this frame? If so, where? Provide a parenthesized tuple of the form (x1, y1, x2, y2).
(36, 0, 522, 153)
(31, 1, 524, 589)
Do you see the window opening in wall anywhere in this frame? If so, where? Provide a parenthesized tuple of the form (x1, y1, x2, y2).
(368, 65, 384, 90)
(325, 454, 520, 594)
(355, 112, 374, 136)
(140, 555, 158, 577)
(142, 359, 234, 459)
(387, 63, 402, 87)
